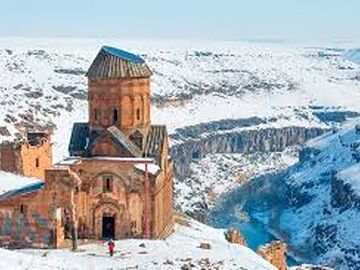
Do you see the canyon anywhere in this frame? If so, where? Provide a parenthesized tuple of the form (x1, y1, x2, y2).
(1, 39, 360, 269)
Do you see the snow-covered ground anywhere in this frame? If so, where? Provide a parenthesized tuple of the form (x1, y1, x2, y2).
(0, 216, 276, 270)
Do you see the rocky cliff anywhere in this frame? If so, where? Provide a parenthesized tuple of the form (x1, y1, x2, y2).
(170, 120, 328, 180)
(277, 119, 360, 269)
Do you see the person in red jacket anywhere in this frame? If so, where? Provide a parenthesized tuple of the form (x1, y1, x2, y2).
(108, 239, 115, 257)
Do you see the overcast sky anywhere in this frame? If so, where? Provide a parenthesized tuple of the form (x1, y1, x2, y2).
(0, 0, 359, 42)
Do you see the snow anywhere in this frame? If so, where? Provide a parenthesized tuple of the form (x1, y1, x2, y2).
(337, 163, 360, 194)
(290, 265, 333, 270)
(0, 216, 276, 270)
(0, 171, 41, 196)
(134, 164, 160, 175)
(344, 49, 360, 65)
(55, 157, 80, 165)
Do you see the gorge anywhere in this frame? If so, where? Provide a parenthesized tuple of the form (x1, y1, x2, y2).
(169, 113, 360, 269)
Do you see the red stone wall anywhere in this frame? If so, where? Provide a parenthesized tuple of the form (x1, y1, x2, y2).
(152, 140, 174, 239)
(20, 138, 52, 180)
(0, 144, 18, 173)
(67, 158, 173, 240)
(0, 154, 173, 248)
(90, 134, 124, 156)
(0, 191, 53, 248)
(88, 78, 151, 136)
(69, 160, 147, 239)
(0, 136, 52, 180)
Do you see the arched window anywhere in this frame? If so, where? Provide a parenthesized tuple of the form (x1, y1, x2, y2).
(113, 109, 119, 123)
(94, 109, 98, 121)
(103, 176, 113, 193)
(94, 109, 101, 123)
(136, 109, 141, 121)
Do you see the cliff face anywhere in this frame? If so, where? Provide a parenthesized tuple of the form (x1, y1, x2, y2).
(278, 119, 360, 269)
(171, 123, 327, 180)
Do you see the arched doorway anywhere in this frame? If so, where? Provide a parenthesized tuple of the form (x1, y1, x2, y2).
(92, 202, 124, 239)
(102, 213, 115, 239)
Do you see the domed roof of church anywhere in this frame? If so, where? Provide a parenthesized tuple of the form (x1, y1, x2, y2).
(86, 46, 152, 79)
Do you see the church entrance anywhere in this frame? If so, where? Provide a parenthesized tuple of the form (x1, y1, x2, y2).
(102, 216, 115, 239)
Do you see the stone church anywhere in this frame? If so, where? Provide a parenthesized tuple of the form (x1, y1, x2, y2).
(0, 46, 174, 248)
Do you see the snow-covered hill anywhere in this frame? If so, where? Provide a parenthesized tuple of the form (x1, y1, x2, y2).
(0, 38, 360, 162)
(0, 215, 276, 270)
(277, 118, 360, 269)
(344, 48, 360, 65)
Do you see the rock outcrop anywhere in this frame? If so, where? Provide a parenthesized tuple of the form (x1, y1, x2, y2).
(224, 228, 247, 246)
(257, 241, 287, 270)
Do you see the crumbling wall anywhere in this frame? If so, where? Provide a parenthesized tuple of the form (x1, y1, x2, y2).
(0, 143, 18, 173)
(0, 191, 53, 248)
(20, 135, 52, 180)
(257, 241, 287, 270)
(0, 133, 52, 180)
(224, 228, 247, 246)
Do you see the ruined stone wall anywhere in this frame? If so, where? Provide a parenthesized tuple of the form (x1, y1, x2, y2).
(0, 155, 173, 248)
(152, 169, 174, 239)
(257, 241, 287, 270)
(151, 140, 174, 239)
(20, 138, 52, 180)
(0, 191, 53, 248)
(88, 77, 151, 136)
(45, 167, 80, 248)
(0, 143, 18, 173)
(0, 136, 52, 180)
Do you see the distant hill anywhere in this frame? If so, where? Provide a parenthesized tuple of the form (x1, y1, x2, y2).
(344, 48, 360, 64)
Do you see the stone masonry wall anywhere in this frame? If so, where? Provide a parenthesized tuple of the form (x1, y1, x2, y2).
(0, 135, 52, 180)
(0, 191, 53, 248)
(88, 77, 151, 136)
(0, 143, 18, 173)
(20, 138, 52, 180)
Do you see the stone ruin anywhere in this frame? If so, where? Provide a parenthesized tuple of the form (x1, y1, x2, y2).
(224, 227, 247, 246)
(257, 240, 287, 270)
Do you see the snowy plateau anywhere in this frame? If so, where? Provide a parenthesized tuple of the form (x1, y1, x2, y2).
(1, 38, 360, 269)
